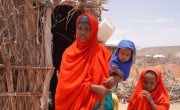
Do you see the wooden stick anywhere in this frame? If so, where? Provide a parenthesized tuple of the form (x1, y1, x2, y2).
(0, 92, 42, 97)
(0, 64, 54, 70)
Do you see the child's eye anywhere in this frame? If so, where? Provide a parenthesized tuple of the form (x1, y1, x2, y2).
(143, 81, 147, 85)
(150, 82, 155, 85)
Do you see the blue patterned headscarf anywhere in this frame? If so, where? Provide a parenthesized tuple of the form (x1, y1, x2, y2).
(110, 40, 135, 80)
(78, 15, 90, 25)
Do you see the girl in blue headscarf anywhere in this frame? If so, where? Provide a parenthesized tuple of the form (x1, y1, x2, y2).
(110, 39, 136, 80)
(94, 40, 136, 110)
(103, 39, 136, 89)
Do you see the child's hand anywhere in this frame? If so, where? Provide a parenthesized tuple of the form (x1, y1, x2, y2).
(142, 90, 157, 109)
(111, 65, 123, 78)
(142, 90, 153, 102)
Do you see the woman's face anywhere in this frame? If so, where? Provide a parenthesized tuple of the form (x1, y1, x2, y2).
(77, 23, 91, 42)
(118, 48, 132, 63)
(142, 72, 157, 92)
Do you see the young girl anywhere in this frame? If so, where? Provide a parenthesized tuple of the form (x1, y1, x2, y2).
(128, 67, 170, 110)
(107, 39, 136, 85)
(95, 40, 136, 110)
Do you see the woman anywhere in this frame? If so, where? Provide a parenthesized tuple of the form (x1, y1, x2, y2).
(55, 13, 112, 110)
(128, 67, 170, 110)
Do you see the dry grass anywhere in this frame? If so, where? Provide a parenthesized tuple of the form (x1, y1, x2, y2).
(119, 102, 180, 110)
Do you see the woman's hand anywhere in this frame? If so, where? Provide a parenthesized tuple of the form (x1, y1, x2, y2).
(91, 85, 111, 97)
(103, 77, 114, 88)
(103, 76, 120, 89)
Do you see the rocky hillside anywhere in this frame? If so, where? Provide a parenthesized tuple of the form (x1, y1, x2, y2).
(137, 46, 180, 56)
(137, 46, 180, 58)
(136, 46, 180, 65)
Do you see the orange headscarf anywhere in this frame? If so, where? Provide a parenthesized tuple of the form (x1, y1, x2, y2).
(127, 67, 170, 110)
(55, 13, 111, 110)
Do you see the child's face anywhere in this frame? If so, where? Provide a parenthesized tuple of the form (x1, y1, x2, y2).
(142, 72, 157, 92)
(118, 48, 132, 63)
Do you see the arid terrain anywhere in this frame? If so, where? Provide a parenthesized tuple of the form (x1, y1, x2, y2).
(115, 46, 180, 110)
(119, 103, 180, 110)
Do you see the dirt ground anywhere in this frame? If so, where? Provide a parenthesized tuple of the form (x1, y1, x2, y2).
(118, 102, 180, 110)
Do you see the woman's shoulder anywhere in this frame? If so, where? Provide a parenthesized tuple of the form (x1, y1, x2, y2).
(97, 43, 112, 60)
(98, 43, 111, 54)
(62, 43, 75, 56)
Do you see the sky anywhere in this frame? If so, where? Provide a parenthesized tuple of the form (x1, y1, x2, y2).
(102, 0, 180, 48)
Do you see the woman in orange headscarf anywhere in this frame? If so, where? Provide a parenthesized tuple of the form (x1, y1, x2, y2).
(55, 13, 112, 110)
(127, 67, 170, 110)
